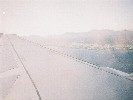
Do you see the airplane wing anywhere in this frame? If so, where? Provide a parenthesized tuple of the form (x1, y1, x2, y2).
(0, 34, 133, 100)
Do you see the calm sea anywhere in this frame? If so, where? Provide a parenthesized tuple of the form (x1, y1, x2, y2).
(55, 48, 133, 74)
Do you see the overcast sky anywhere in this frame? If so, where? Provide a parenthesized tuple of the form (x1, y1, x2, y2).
(0, 0, 133, 36)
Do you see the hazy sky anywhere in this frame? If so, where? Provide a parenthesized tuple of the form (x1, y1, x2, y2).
(0, 0, 133, 36)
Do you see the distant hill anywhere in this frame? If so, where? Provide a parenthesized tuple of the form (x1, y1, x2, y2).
(24, 30, 133, 50)
(46, 30, 133, 45)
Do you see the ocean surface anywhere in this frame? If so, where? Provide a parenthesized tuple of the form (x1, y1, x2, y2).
(49, 47, 133, 74)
